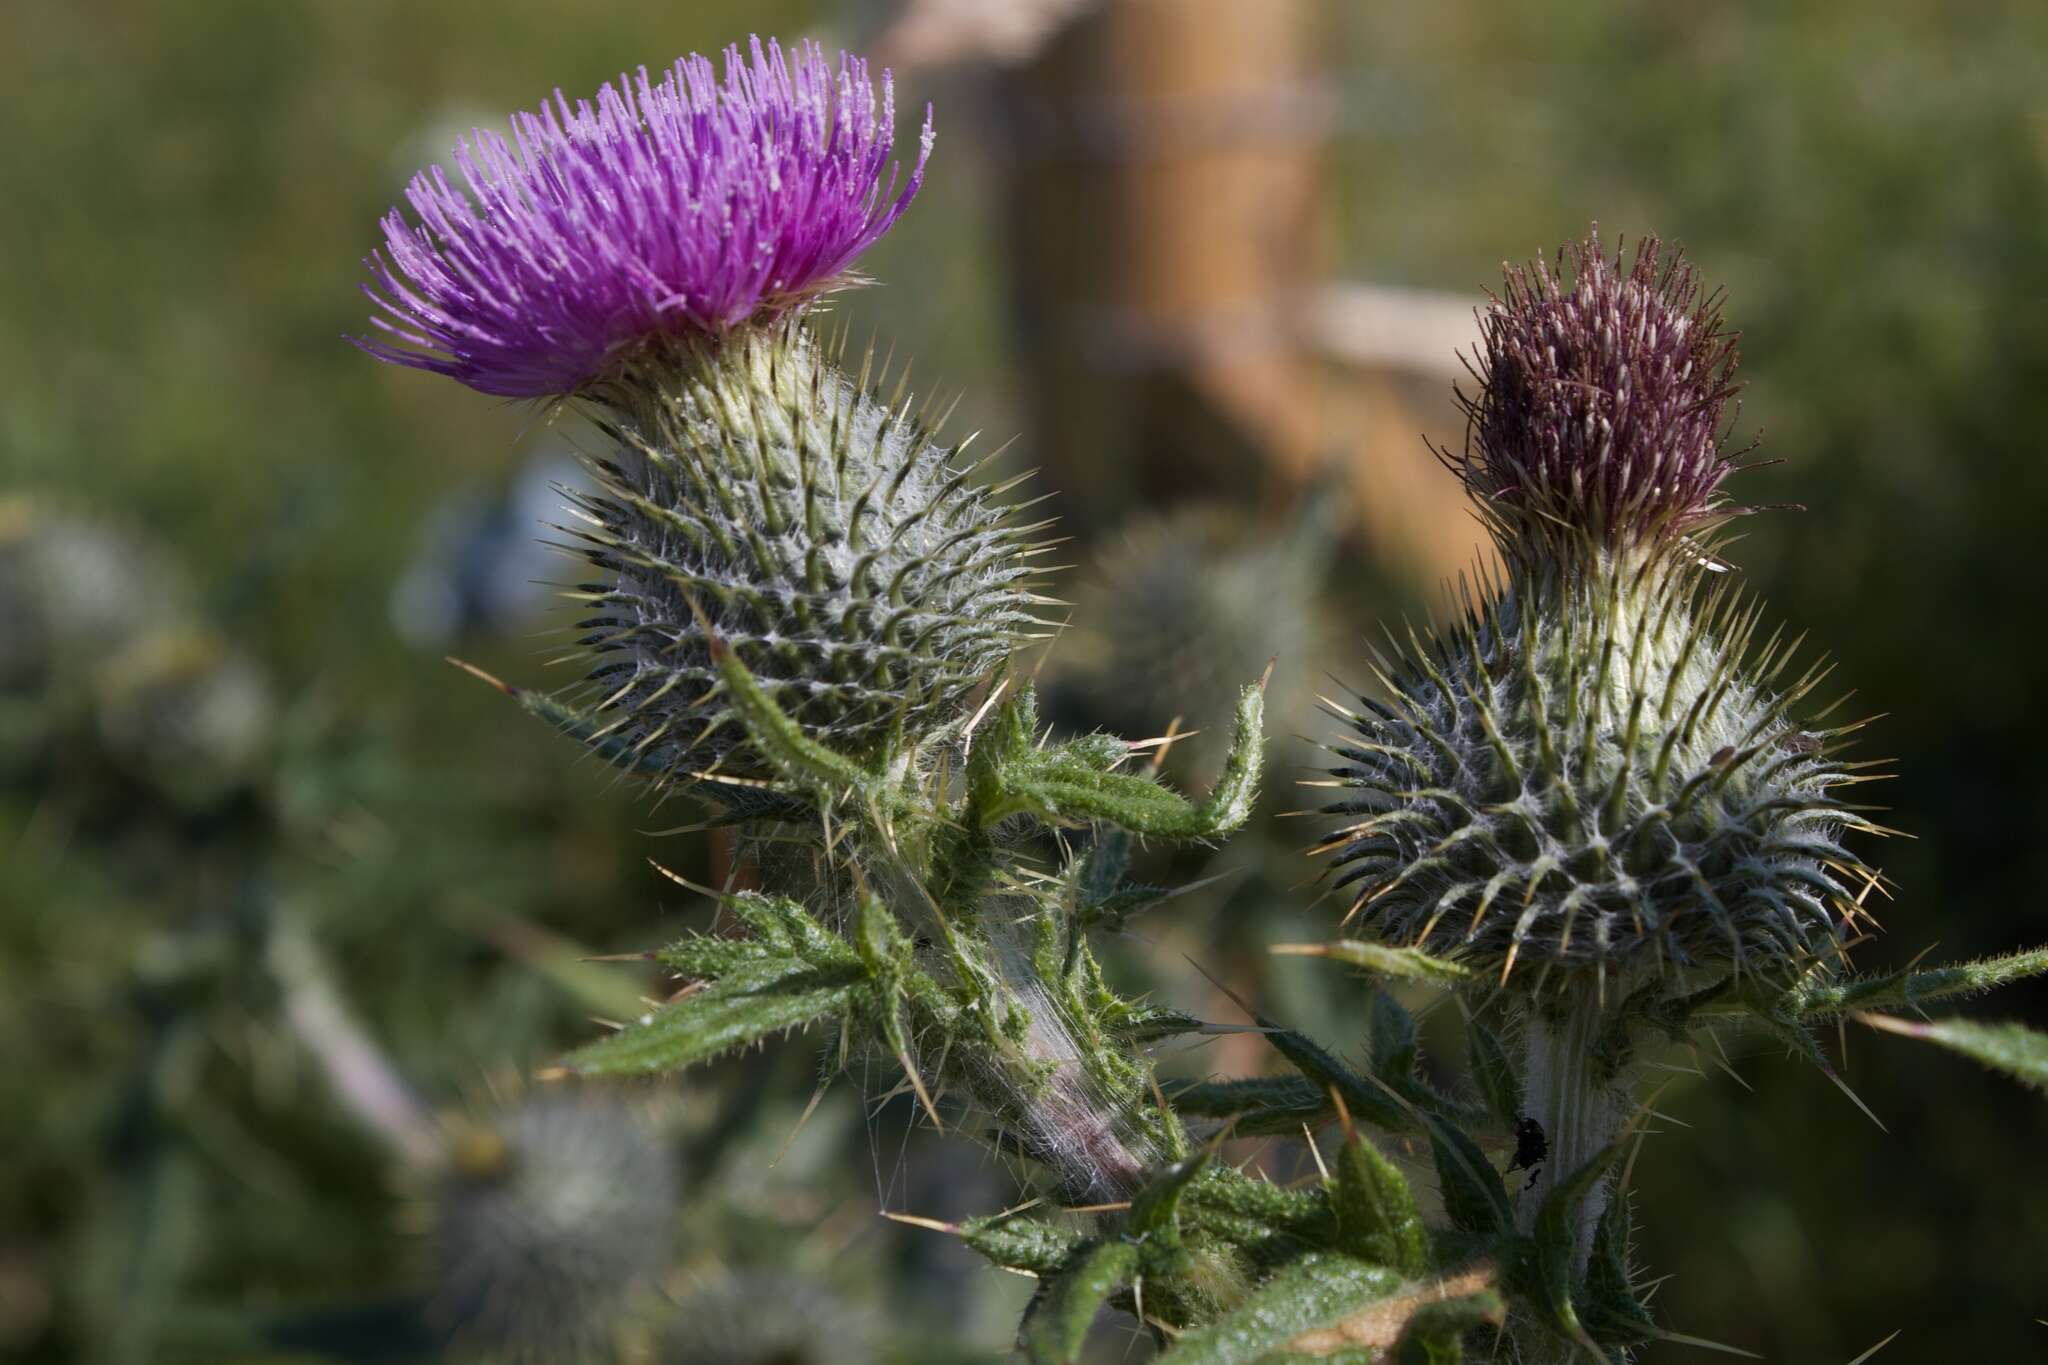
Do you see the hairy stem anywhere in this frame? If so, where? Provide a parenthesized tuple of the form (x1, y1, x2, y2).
(1518, 992, 1627, 1274)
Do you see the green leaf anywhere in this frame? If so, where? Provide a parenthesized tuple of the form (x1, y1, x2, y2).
(1022, 1239, 1142, 1364)
(1421, 1110, 1511, 1237)
(1156, 1254, 1405, 1364)
(562, 959, 864, 1076)
(1859, 1013, 2048, 1093)
(1369, 991, 1420, 1079)
(1171, 1075, 1332, 1135)
(1263, 1022, 1408, 1133)
(1272, 939, 1476, 986)
(1795, 947, 2048, 1019)
(1466, 1019, 1520, 1134)
(1129, 1149, 1213, 1236)
(1330, 1128, 1429, 1276)
(958, 1212, 1088, 1276)
(982, 678, 1265, 838)
(1580, 1191, 1656, 1348)
(1513, 1139, 1631, 1359)
(1391, 1290, 1508, 1364)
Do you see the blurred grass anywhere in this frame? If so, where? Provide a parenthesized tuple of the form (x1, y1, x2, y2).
(3, 0, 2046, 1361)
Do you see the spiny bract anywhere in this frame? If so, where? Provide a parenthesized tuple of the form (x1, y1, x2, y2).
(1319, 555, 1882, 991)
(558, 325, 1044, 786)
(427, 1093, 675, 1362)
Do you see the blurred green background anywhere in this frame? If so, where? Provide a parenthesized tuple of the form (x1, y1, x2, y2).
(3, 1, 2044, 1361)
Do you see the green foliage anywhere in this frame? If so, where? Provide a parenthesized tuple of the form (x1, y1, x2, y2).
(973, 679, 1267, 837)
(1790, 947, 2048, 1019)
(563, 894, 869, 1077)
(1329, 1127, 1429, 1276)
(1154, 1255, 1408, 1363)
(1022, 1239, 1145, 1364)
(1859, 1014, 2048, 1094)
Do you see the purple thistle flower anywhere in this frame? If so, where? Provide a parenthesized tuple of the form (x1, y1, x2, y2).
(1444, 229, 1749, 554)
(355, 37, 932, 398)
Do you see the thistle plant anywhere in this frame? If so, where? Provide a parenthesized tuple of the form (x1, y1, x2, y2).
(358, 41, 2048, 1364)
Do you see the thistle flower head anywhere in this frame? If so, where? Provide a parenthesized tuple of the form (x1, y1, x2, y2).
(357, 36, 931, 397)
(559, 327, 1043, 788)
(1449, 229, 1745, 561)
(1321, 233, 1880, 999)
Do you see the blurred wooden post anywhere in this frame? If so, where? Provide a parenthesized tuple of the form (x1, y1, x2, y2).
(993, 0, 1329, 534)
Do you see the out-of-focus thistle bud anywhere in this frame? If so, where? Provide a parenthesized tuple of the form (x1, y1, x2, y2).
(425, 1092, 675, 1362)
(1320, 229, 1880, 998)
(0, 499, 273, 808)
(1060, 497, 1334, 781)
(657, 1272, 875, 1365)
(357, 38, 1045, 789)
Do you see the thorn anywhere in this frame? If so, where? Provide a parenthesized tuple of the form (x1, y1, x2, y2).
(1648, 1328, 1762, 1358)
(446, 656, 518, 696)
(648, 859, 729, 902)
(1843, 1329, 1903, 1365)
(898, 1049, 943, 1134)
(771, 1078, 832, 1169)
(1817, 1054, 1889, 1132)
(1303, 1124, 1332, 1181)
(879, 1210, 959, 1235)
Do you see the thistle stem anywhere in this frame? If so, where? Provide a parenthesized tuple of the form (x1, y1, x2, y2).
(1518, 992, 1628, 1274)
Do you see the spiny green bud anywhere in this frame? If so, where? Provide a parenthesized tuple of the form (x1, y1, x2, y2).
(1319, 232, 1881, 997)
(425, 1092, 675, 1361)
(557, 324, 1046, 788)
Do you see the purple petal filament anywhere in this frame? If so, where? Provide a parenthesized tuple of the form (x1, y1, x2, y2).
(1451, 230, 1745, 546)
(356, 37, 932, 397)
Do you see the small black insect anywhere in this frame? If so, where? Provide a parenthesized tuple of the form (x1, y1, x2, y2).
(1505, 1116, 1548, 1190)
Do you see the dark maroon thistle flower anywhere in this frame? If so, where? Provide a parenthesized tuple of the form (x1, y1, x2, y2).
(1445, 230, 1747, 558)
(355, 37, 931, 397)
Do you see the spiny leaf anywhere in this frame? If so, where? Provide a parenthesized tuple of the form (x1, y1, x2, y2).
(1795, 946, 2048, 1019)
(1580, 1190, 1656, 1347)
(1418, 1108, 1511, 1237)
(1272, 940, 1477, 986)
(1858, 1013, 2048, 1093)
(1263, 1024, 1408, 1133)
(1466, 1019, 1520, 1134)
(1022, 1239, 1142, 1364)
(1509, 1138, 1631, 1362)
(1330, 1128, 1429, 1276)
(1155, 1254, 1406, 1364)
(955, 1212, 1088, 1276)
(982, 678, 1265, 838)
(1171, 1075, 1332, 1136)
(1369, 991, 1420, 1079)
(1129, 1148, 1213, 1236)
(562, 960, 864, 1076)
